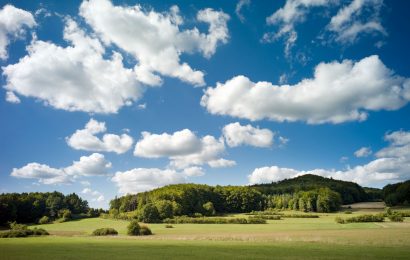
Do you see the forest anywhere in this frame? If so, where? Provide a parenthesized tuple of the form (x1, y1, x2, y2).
(0, 191, 102, 225)
(383, 180, 410, 206)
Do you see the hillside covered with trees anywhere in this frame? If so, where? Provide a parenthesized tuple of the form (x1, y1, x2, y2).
(383, 180, 410, 206)
(251, 174, 370, 204)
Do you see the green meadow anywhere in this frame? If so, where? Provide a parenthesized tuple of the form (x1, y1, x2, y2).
(1, 207, 410, 259)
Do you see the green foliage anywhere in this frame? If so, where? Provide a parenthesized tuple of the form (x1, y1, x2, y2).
(165, 224, 174, 228)
(92, 228, 118, 236)
(127, 220, 141, 236)
(0, 223, 49, 238)
(139, 226, 152, 236)
(0, 192, 90, 225)
(58, 209, 72, 220)
(282, 214, 319, 218)
(388, 212, 404, 222)
(163, 216, 266, 224)
(383, 180, 410, 206)
(138, 204, 161, 223)
(336, 214, 385, 224)
(126, 220, 152, 236)
(38, 216, 50, 224)
(155, 200, 173, 219)
(202, 201, 216, 216)
(252, 174, 368, 204)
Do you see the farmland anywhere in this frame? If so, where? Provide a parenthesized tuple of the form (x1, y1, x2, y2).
(1, 204, 410, 259)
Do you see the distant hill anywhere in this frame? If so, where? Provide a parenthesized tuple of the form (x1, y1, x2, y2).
(383, 180, 410, 206)
(251, 174, 371, 204)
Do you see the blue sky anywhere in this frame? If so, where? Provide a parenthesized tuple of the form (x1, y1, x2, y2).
(1, 0, 410, 208)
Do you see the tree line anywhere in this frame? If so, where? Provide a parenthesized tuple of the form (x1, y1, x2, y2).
(383, 180, 410, 206)
(0, 191, 99, 225)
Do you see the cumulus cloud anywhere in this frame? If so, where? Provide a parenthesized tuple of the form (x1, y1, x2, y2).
(263, 0, 331, 56)
(236, 0, 251, 23)
(0, 4, 36, 60)
(134, 129, 234, 169)
(11, 153, 111, 185)
(201, 55, 410, 124)
(327, 0, 386, 43)
(222, 122, 274, 148)
(112, 168, 186, 194)
(2, 19, 143, 113)
(248, 130, 410, 187)
(208, 158, 237, 168)
(183, 166, 205, 177)
(80, 0, 229, 87)
(66, 118, 133, 154)
(354, 147, 372, 158)
(134, 129, 202, 158)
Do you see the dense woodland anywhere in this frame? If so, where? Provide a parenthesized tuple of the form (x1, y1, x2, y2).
(383, 180, 410, 206)
(251, 174, 371, 204)
(0, 191, 101, 225)
(1, 175, 409, 225)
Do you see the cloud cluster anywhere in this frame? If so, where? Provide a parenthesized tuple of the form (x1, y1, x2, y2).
(0, 4, 36, 60)
(134, 129, 233, 169)
(82, 187, 105, 202)
(112, 168, 186, 194)
(66, 119, 133, 154)
(248, 130, 410, 187)
(3, 19, 142, 113)
(201, 55, 410, 124)
(222, 122, 274, 148)
(80, 0, 229, 86)
(327, 0, 386, 43)
(11, 153, 111, 185)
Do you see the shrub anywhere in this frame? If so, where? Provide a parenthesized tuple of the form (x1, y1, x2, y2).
(163, 216, 266, 224)
(251, 215, 281, 220)
(139, 225, 152, 236)
(344, 211, 352, 214)
(388, 212, 404, 222)
(165, 224, 174, 228)
(335, 217, 345, 224)
(92, 228, 118, 236)
(58, 209, 72, 220)
(282, 214, 319, 218)
(31, 228, 49, 236)
(346, 214, 385, 223)
(38, 216, 50, 224)
(127, 220, 141, 236)
(9, 222, 28, 230)
(193, 213, 203, 218)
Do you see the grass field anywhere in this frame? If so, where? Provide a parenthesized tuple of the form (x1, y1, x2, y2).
(1, 204, 410, 259)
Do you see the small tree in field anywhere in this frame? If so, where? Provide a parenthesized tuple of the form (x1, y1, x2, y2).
(127, 220, 141, 236)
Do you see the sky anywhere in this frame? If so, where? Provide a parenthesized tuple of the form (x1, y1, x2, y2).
(0, 0, 410, 208)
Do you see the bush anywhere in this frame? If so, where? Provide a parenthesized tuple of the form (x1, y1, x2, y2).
(127, 220, 141, 236)
(163, 216, 266, 224)
(165, 224, 174, 228)
(193, 213, 203, 218)
(92, 228, 118, 236)
(202, 202, 216, 216)
(251, 215, 281, 220)
(282, 214, 319, 218)
(38, 216, 50, 224)
(346, 214, 385, 223)
(0, 227, 49, 238)
(139, 225, 152, 236)
(58, 209, 72, 220)
(388, 212, 404, 222)
(335, 217, 345, 224)
(31, 228, 49, 236)
(138, 204, 161, 223)
(9, 222, 28, 230)
(344, 211, 352, 214)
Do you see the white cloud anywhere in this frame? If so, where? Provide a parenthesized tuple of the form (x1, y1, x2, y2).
(80, 0, 229, 87)
(0, 4, 36, 60)
(5, 91, 20, 104)
(112, 168, 186, 194)
(236, 0, 251, 23)
(263, 0, 331, 56)
(354, 147, 372, 158)
(201, 55, 410, 124)
(222, 122, 274, 148)
(66, 118, 133, 154)
(183, 166, 205, 177)
(134, 129, 233, 169)
(2, 19, 143, 114)
(134, 129, 202, 158)
(208, 158, 237, 168)
(64, 153, 112, 177)
(327, 0, 386, 43)
(248, 130, 410, 187)
(11, 153, 111, 185)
